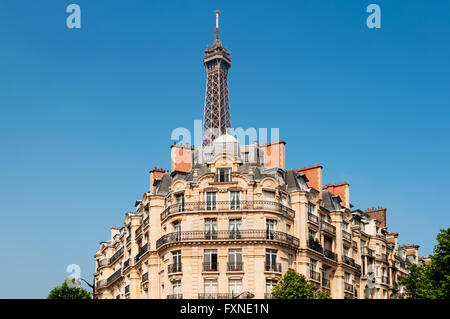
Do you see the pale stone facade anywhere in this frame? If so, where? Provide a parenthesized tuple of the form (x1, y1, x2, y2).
(93, 135, 419, 299)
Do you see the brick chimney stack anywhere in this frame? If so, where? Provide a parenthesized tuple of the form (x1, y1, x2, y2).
(170, 143, 193, 172)
(296, 164, 323, 191)
(323, 181, 350, 208)
(149, 167, 166, 193)
(260, 140, 286, 170)
(365, 206, 387, 228)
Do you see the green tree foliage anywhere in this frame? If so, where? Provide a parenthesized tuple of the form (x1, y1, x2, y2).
(47, 278, 92, 299)
(271, 269, 331, 299)
(400, 228, 450, 299)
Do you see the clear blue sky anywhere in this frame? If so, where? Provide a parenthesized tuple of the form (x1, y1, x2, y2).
(0, 0, 449, 298)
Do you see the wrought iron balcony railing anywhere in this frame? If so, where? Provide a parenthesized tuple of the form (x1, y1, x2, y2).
(342, 230, 352, 241)
(264, 293, 272, 299)
(344, 283, 354, 293)
(135, 243, 148, 263)
(142, 272, 148, 282)
(342, 255, 356, 267)
(168, 263, 182, 274)
(143, 217, 149, 227)
(160, 200, 295, 221)
(265, 262, 282, 273)
(308, 213, 319, 224)
(135, 225, 142, 238)
(198, 293, 233, 299)
(106, 268, 122, 285)
(309, 270, 321, 282)
(125, 285, 130, 294)
(203, 262, 218, 272)
(126, 235, 131, 244)
(167, 294, 183, 299)
(227, 262, 243, 271)
(109, 247, 124, 265)
(308, 239, 324, 254)
(324, 249, 337, 261)
(320, 221, 336, 235)
(123, 258, 130, 269)
(156, 229, 300, 249)
(322, 278, 331, 288)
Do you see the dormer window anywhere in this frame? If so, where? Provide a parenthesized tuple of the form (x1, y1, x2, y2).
(217, 168, 231, 182)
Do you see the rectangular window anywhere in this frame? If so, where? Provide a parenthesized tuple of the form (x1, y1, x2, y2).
(288, 253, 293, 266)
(217, 168, 231, 182)
(344, 272, 351, 283)
(266, 219, 276, 239)
(172, 251, 181, 272)
(204, 249, 218, 271)
(228, 279, 242, 296)
(173, 280, 181, 295)
(176, 194, 184, 212)
(229, 219, 241, 239)
(266, 279, 277, 295)
(265, 249, 278, 271)
(204, 279, 218, 297)
(243, 152, 249, 162)
(228, 249, 243, 271)
(230, 191, 240, 209)
(206, 192, 217, 210)
(205, 219, 217, 239)
(173, 221, 181, 241)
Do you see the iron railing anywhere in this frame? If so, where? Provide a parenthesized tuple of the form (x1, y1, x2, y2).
(125, 285, 130, 294)
(203, 262, 218, 272)
(227, 262, 243, 271)
(265, 262, 282, 273)
(343, 255, 356, 267)
(344, 283, 354, 293)
(106, 268, 122, 285)
(308, 213, 319, 224)
(320, 221, 336, 235)
(160, 200, 295, 221)
(135, 225, 142, 238)
(167, 294, 183, 299)
(198, 293, 233, 299)
(156, 229, 299, 249)
(123, 258, 130, 269)
(342, 230, 352, 241)
(135, 243, 148, 263)
(264, 293, 272, 299)
(322, 278, 331, 288)
(324, 249, 337, 261)
(308, 239, 324, 254)
(309, 270, 321, 282)
(168, 263, 182, 274)
(109, 247, 124, 265)
(143, 217, 149, 227)
(142, 272, 148, 282)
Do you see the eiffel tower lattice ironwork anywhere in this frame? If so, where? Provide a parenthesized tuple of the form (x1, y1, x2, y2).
(202, 10, 232, 146)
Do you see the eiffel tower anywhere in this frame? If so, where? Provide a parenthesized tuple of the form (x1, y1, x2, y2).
(202, 11, 232, 146)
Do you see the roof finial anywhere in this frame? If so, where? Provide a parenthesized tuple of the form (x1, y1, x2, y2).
(215, 10, 220, 41)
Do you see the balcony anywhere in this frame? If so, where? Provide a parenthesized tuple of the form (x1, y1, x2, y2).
(167, 294, 183, 299)
(135, 243, 148, 263)
(96, 279, 107, 289)
(227, 262, 243, 272)
(203, 262, 218, 272)
(135, 225, 142, 238)
(126, 235, 131, 245)
(168, 263, 182, 274)
(142, 272, 148, 282)
(344, 283, 354, 293)
(160, 200, 295, 221)
(106, 268, 122, 285)
(125, 285, 130, 295)
(109, 247, 124, 265)
(342, 255, 356, 267)
(265, 262, 282, 273)
(198, 293, 233, 299)
(309, 270, 321, 282)
(308, 213, 319, 225)
(143, 216, 149, 228)
(322, 278, 331, 289)
(324, 249, 337, 261)
(320, 221, 336, 235)
(156, 229, 299, 249)
(363, 247, 374, 258)
(308, 238, 324, 254)
(342, 230, 352, 241)
(123, 258, 130, 270)
(97, 258, 108, 269)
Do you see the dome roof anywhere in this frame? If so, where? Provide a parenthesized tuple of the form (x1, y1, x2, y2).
(213, 134, 238, 144)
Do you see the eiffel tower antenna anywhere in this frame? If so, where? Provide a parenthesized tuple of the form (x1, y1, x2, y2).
(202, 10, 232, 146)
